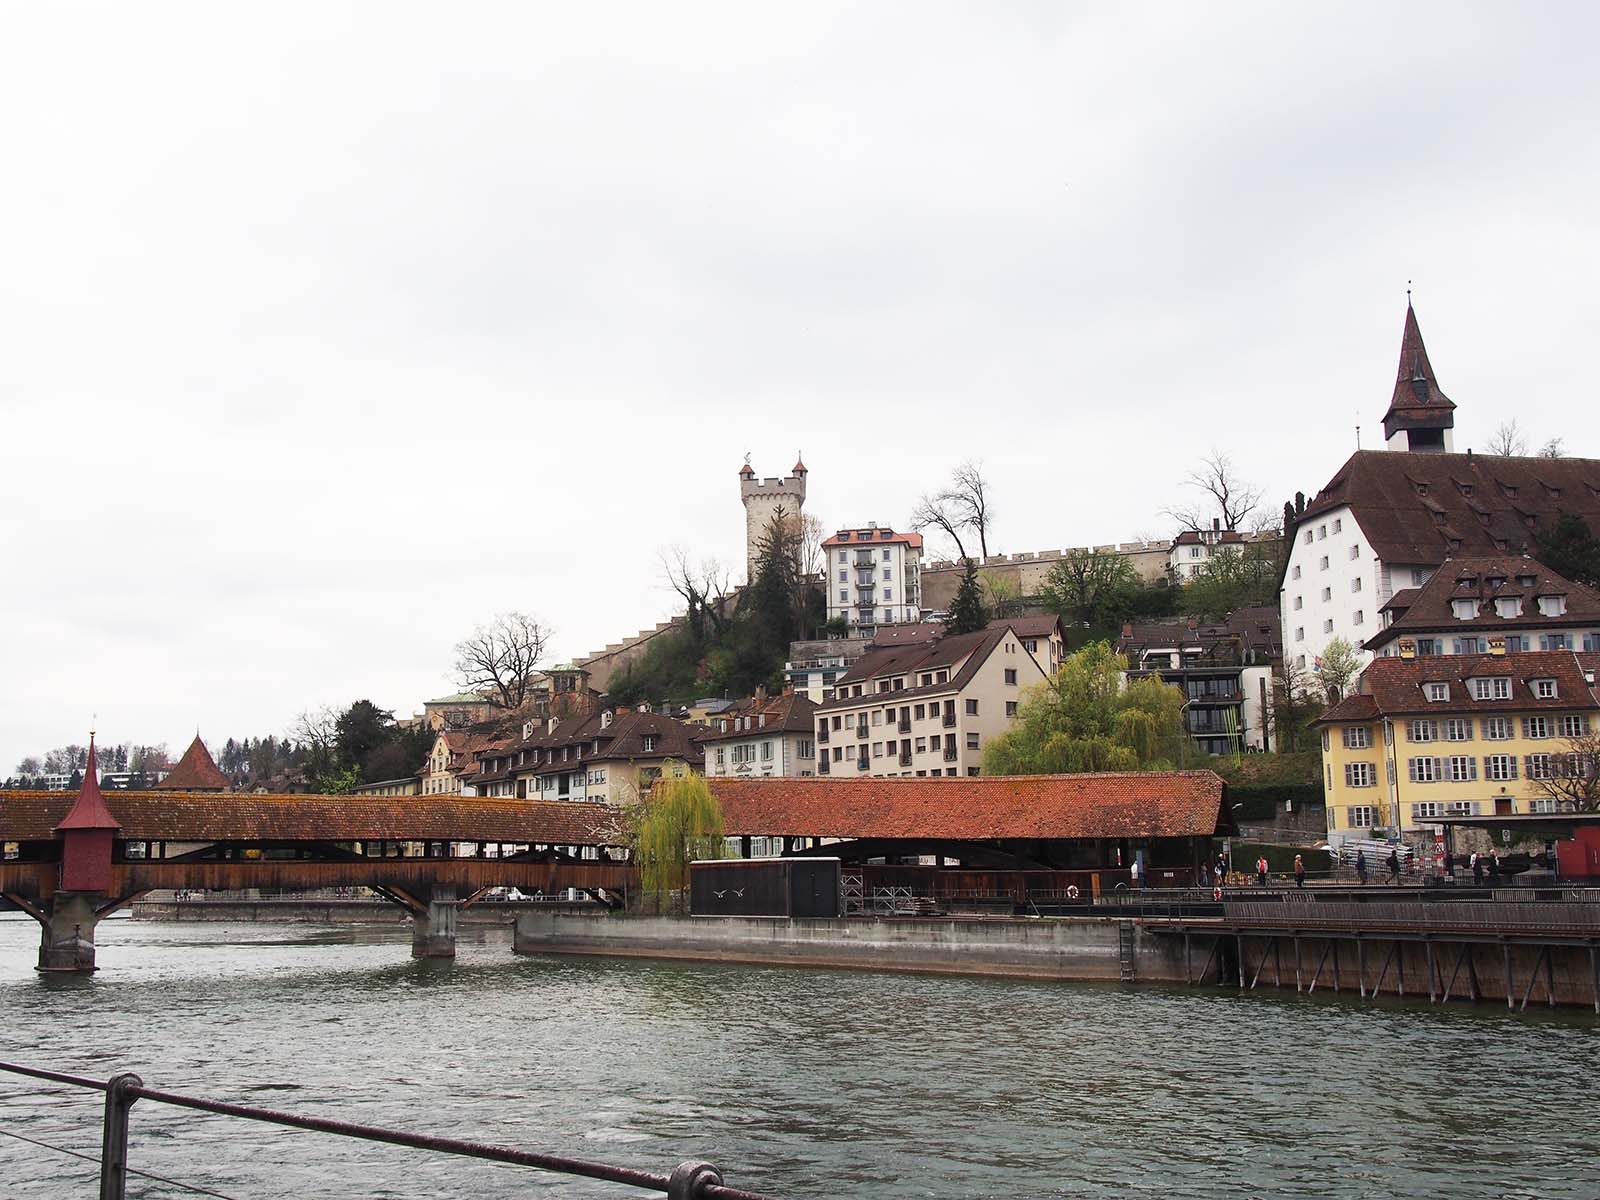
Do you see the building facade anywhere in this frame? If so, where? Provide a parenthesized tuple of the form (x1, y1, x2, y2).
(1282, 303, 1600, 676)
(1315, 649, 1600, 852)
(784, 637, 870, 703)
(822, 524, 924, 634)
(700, 691, 818, 779)
(472, 708, 704, 805)
(1118, 612, 1279, 755)
(813, 625, 1046, 778)
(1167, 522, 1247, 580)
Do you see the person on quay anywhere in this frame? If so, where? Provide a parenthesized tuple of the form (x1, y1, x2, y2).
(1471, 851, 1483, 886)
(1130, 855, 1142, 890)
(1386, 848, 1401, 885)
(1356, 848, 1368, 885)
(1293, 853, 1306, 889)
(1257, 855, 1269, 887)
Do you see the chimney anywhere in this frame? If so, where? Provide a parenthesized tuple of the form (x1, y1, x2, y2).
(754, 684, 767, 705)
(1398, 639, 1416, 660)
(1488, 636, 1506, 657)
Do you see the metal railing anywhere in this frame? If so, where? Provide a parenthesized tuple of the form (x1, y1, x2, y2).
(0, 1061, 774, 1200)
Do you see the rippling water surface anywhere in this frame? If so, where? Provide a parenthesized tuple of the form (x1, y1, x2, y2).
(0, 917, 1595, 1199)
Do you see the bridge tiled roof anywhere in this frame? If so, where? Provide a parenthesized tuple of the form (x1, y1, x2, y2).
(710, 771, 1231, 841)
(0, 791, 628, 846)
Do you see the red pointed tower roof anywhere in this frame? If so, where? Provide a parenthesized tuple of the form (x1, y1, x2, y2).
(1383, 303, 1455, 418)
(56, 733, 120, 831)
(152, 734, 230, 791)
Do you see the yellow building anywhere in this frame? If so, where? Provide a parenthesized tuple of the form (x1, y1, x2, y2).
(1316, 645, 1599, 853)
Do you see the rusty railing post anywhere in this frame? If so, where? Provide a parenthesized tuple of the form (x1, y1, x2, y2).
(99, 1072, 143, 1200)
(667, 1160, 724, 1199)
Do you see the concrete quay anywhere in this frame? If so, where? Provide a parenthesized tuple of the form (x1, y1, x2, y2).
(131, 898, 519, 927)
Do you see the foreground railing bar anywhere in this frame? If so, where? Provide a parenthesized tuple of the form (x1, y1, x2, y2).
(0, 1062, 775, 1200)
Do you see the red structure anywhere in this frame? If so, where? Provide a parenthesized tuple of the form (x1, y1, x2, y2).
(55, 733, 119, 892)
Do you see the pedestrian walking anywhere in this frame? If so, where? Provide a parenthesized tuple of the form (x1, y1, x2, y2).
(1293, 853, 1306, 889)
(1489, 850, 1502, 882)
(1386, 848, 1401, 885)
(1355, 848, 1368, 885)
(1471, 851, 1483, 886)
(1257, 855, 1269, 886)
(1130, 856, 1142, 890)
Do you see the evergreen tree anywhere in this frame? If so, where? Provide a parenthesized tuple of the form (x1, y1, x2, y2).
(1535, 514, 1600, 590)
(945, 560, 988, 635)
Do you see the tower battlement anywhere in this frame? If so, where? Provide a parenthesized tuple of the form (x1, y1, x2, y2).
(738, 457, 808, 581)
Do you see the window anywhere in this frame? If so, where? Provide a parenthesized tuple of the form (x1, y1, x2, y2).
(1560, 714, 1590, 738)
(1295, 654, 1305, 668)
(1454, 637, 1483, 654)
(883, 589, 893, 601)
(914, 704, 925, 720)
(1303, 530, 1313, 545)
(1412, 569, 1427, 587)
(1347, 805, 1375, 828)
(838, 590, 847, 602)
(1485, 754, 1518, 782)
(1351, 577, 1363, 593)
(1527, 798, 1559, 815)
(964, 699, 979, 715)
(1292, 565, 1302, 580)
(798, 739, 812, 758)
(1445, 718, 1472, 741)
(1295, 627, 1305, 642)
(1333, 519, 1342, 533)
(1494, 597, 1520, 619)
(882, 548, 891, 561)
(1004, 669, 1018, 685)
(1524, 716, 1551, 739)
(1408, 720, 1438, 742)
(1320, 556, 1329, 570)
(1447, 755, 1477, 782)
(838, 551, 847, 563)
(883, 568, 892, 580)
(1416, 638, 1440, 656)
(1526, 753, 1554, 780)
(1344, 762, 1376, 788)
(966, 732, 980, 749)
(914, 737, 926, 753)
(1293, 596, 1303, 610)
(1321, 587, 1332, 602)
(1353, 610, 1364, 626)
(1342, 727, 1372, 749)
(1425, 683, 1449, 702)
(1585, 634, 1600, 653)
(1348, 544, 1360, 560)
(1189, 546, 1202, 559)
(1538, 595, 1567, 617)
(1407, 756, 1441, 783)
(1483, 716, 1512, 740)
(761, 741, 773, 761)
(1471, 677, 1511, 700)
(714, 747, 726, 767)
(1539, 634, 1570, 651)
(1005, 701, 1018, 717)
(1323, 619, 1335, 634)
(1318, 524, 1327, 540)
(871, 742, 882, 757)
(1504, 635, 1529, 652)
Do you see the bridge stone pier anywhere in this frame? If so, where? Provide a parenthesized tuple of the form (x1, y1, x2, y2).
(408, 885, 460, 959)
(35, 891, 102, 973)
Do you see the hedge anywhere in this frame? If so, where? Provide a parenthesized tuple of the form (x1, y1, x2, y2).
(1231, 841, 1332, 875)
(1227, 782, 1324, 822)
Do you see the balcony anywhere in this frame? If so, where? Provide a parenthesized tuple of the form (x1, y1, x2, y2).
(818, 757, 831, 775)
(856, 756, 870, 771)
(898, 752, 912, 767)
(856, 723, 869, 739)
(818, 726, 830, 743)
(943, 749, 958, 762)
(897, 719, 911, 734)
(942, 712, 956, 728)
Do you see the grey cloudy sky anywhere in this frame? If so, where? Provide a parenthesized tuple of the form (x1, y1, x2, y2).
(3, 2, 1597, 771)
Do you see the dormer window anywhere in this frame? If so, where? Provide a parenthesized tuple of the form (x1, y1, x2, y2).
(1516, 574, 1536, 588)
(642, 735, 658, 752)
(1470, 677, 1512, 701)
(1425, 682, 1450, 702)
(1532, 678, 1557, 700)
(1451, 599, 1476, 620)
(1493, 596, 1520, 618)
(1537, 595, 1567, 617)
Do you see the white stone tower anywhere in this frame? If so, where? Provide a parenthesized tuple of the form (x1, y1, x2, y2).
(739, 456, 807, 581)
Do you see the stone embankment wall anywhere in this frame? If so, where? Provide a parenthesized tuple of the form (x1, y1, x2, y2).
(132, 899, 518, 926)
(513, 912, 1188, 983)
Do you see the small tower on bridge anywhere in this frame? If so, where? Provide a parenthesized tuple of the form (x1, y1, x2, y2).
(739, 455, 807, 582)
(56, 731, 118, 894)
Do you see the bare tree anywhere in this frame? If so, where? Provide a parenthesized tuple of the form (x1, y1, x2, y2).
(1487, 419, 1526, 457)
(947, 460, 995, 559)
(1165, 451, 1262, 533)
(662, 548, 732, 643)
(15, 756, 42, 776)
(1539, 436, 1566, 459)
(453, 612, 553, 711)
(292, 706, 339, 751)
(910, 491, 969, 562)
(798, 512, 827, 581)
(1535, 731, 1600, 813)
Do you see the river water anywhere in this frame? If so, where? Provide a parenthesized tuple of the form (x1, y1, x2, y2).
(0, 917, 1595, 1199)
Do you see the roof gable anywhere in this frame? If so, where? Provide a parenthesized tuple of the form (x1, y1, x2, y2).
(152, 735, 229, 791)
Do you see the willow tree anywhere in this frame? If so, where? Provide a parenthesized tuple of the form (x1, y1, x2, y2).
(982, 642, 1187, 775)
(631, 769, 725, 912)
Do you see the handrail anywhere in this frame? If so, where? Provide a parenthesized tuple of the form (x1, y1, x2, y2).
(0, 1060, 774, 1200)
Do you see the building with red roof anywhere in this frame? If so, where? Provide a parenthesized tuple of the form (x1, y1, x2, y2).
(822, 522, 925, 634)
(152, 735, 230, 792)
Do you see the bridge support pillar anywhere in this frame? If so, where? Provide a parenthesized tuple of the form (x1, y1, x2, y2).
(36, 892, 101, 973)
(411, 886, 458, 959)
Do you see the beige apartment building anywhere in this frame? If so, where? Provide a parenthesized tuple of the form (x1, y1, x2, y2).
(700, 691, 818, 779)
(814, 625, 1046, 777)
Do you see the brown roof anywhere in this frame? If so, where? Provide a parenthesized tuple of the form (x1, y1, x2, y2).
(1299, 450, 1600, 565)
(474, 709, 704, 785)
(1364, 555, 1600, 652)
(822, 527, 923, 550)
(988, 615, 1064, 641)
(821, 627, 1022, 712)
(1171, 529, 1245, 547)
(710, 772, 1231, 840)
(0, 791, 626, 845)
(697, 693, 819, 743)
(869, 624, 947, 647)
(1316, 650, 1600, 723)
(1381, 303, 1456, 435)
(57, 735, 119, 831)
(152, 736, 230, 791)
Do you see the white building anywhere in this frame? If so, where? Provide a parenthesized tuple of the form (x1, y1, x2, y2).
(823, 524, 923, 635)
(1167, 522, 1246, 579)
(700, 691, 818, 779)
(814, 624, 1046, 778)
(1281, 302, 1600, 676)
(784, 638, 870, 703)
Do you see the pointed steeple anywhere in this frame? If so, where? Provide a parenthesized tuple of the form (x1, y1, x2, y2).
(153, 734, 230, 791)
(56, 732, 120, 832)
(1381, 300, 1456, 453)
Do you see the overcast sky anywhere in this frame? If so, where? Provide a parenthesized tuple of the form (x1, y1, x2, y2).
(3, 2, 1597, 772)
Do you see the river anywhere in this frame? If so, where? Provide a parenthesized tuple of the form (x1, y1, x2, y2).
(0, 916, 1595, 1199)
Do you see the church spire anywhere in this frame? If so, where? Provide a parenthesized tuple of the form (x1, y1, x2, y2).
(1381, 300, 1456, 453)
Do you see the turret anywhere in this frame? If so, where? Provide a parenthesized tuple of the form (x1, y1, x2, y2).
(56, 732, 119, 893)
(738, 457, 808, 582)
(1382, 301, 1456, 453)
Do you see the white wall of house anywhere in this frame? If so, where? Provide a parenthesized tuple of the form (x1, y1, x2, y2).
(826, 534, 922, 629)
(1281, 504, 1412, 676)
(704, 731, 816, 778)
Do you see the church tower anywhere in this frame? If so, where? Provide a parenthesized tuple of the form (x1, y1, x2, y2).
(1381, 301, 1456, 453)
(739, 457, 807, 581)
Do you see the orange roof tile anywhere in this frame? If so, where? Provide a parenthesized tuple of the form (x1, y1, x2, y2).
(152, 736, 230, 791)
